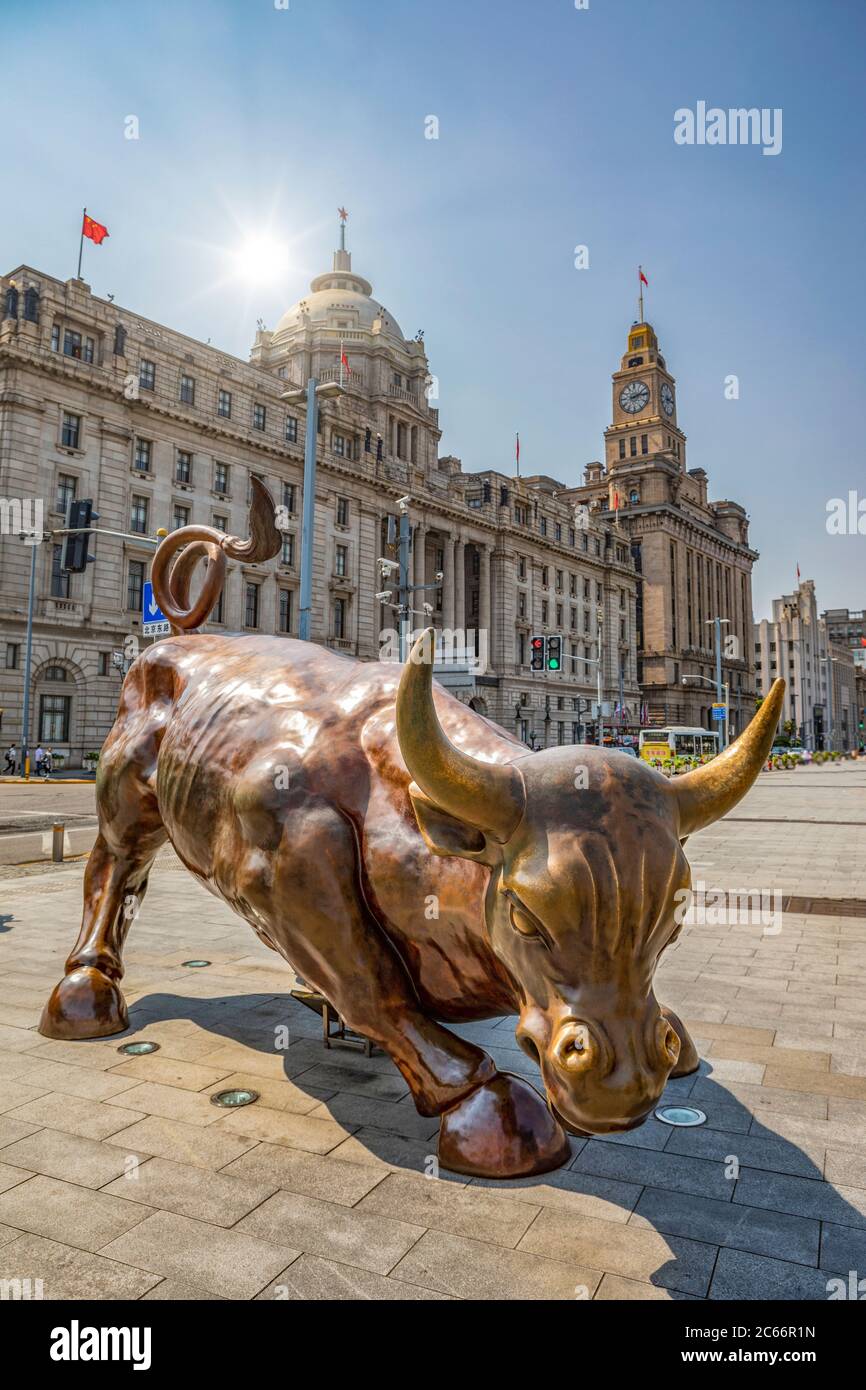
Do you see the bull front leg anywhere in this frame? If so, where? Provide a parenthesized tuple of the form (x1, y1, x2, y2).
(246, 801, 569, 1178)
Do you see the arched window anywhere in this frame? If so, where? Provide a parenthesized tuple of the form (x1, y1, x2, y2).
(23, 286, 39, 322)
(44, 665, 68, 682)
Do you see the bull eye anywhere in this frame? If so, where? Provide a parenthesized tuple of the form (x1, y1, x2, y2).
(508, 901, 542, 940)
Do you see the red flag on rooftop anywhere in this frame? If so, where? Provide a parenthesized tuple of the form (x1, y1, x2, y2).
(82, 214, 109, 245)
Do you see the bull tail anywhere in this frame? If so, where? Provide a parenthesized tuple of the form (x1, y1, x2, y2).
(150, 476, 282, 634)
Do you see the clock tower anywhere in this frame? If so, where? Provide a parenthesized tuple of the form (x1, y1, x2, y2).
(604, 321, 686, 472)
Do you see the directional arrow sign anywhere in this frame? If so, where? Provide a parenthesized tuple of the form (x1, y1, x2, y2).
(142, 580, 171, 637)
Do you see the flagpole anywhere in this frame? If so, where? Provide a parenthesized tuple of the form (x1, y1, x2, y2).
(77, 208, 86, 280)
(339, 337, 344, 389)
(638, 265, 644, 322)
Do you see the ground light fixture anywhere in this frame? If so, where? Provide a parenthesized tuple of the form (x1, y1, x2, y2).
(654, 1104, 707, 1127)
(180, 959, 211, 968)
(210, 1088, 260, 1109)
(117, 1040, 160, 1056)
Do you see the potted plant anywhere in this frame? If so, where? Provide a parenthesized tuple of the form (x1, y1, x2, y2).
(83, 750, 100, 773)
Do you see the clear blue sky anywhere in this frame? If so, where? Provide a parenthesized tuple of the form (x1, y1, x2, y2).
(3, 0, 864, 617)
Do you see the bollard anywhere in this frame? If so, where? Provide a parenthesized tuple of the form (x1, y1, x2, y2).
(52, 824, 65, 863)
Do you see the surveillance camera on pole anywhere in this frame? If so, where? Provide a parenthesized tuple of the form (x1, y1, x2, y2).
(397, 495, 410, 514)
(375, 590, 393, 603)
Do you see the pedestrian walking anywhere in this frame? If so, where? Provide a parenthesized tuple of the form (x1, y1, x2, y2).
(42, 747, 53, 778)
(34, 745, 45, 777)
(3, 744, 16, 775)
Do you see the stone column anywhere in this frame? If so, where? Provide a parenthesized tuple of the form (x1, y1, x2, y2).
(479, 543, 491, 640)
(454, 538, 465, 630)
(414, 522, 426, 590)
(443, 537, 456, 630)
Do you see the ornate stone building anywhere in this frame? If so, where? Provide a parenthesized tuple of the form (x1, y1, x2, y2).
(0, 224, 638, 766)
(754, 587, 861, 751)
(564, 319, 758, 735)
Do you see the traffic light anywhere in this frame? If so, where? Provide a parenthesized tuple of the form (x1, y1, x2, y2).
(60, 498, 98, 573)
(530, 635, 545, 672)
(546, 634, 562, 672)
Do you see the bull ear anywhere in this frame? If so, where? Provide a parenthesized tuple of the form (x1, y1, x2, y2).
(408, 785, 502, 865)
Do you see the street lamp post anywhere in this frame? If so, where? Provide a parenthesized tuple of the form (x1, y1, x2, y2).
(281, 377, 343, 643)
(596, 605, 604, 748)
(705, 617, 730, 748)
(683, 674, 729, 750)
(19, 539, 39, 778)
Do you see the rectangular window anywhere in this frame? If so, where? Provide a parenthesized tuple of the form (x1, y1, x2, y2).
(51, 324, 60, 352)
(244, 582, 260, 629)
(629, 435, 637, 457)
(51, 545, 70, 598)
(333, 596, 346, 639)
(541, 600, 549, 623)
(281, 533, 295, 566)
(618, 438, 626, 460)
(641, 433, 648, 454)
(179, 374, 195, 405)
(39, 693, 70, 743)
(139, 359, 156, 391)
(217, 389, 232, 418)
(98, 651, 110, 676)
(285, 415, 298, 443)
(175, 450, 192, 483)
(134, 438, 151, 471)
(253, 403, 266, 431)
(63, 329, 82, 358)
(540, 517, 547, 536)
(282, 482, 296, 513)
(212, 514, 227, 532)
(555, 523, 562, 542)
(130, 495, 149, 534)
(6, 642, 20, 669)
(210, 582, 224, 625)
(61, 412, 81, 449)
(336, 497, 349, 526)
(56, 473, 77, 513)
(172, 503, 190, 531)
(278, 588, 292, 633)
(82, 336, 95, 364)
(333, 433, 345, 457)
(517, 593, 526, 618)
(127, 559, 145, 611)
(214, 461, 229, 494)
(335, 543, 348, 577)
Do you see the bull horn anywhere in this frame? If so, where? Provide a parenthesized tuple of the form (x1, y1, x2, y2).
(396, 628, 525, 842)
(670, 678, 786, 836)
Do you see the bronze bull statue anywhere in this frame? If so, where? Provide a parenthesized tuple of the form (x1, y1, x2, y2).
(40, 483, 785, 1178)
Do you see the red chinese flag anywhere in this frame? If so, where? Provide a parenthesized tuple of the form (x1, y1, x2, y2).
(82, 214, 109, 245)
(639, 268, 648, 286)
(340, 350, 350, 374)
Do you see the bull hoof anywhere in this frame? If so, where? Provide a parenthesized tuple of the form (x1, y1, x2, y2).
(438, 1072, 570, 1179)
(38, 967, 128, 1040)
(662, 1006, 701, 1077)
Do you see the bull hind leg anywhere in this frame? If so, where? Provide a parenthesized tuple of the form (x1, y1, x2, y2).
(254, 802, 569, 1178)
(40, 721, 168, 1040)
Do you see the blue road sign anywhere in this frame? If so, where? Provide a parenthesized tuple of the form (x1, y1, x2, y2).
(142, 581, 170, 636)
(711, 704, 727, 722)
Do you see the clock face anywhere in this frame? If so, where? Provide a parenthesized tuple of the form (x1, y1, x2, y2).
(660, 382, 675, 416)
(619, 379, 650, 415)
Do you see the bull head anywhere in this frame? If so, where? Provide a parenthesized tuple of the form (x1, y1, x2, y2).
(397, 628, 784, 1136)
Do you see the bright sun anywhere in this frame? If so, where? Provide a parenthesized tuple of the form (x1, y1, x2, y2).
(230, 234, 287, 286)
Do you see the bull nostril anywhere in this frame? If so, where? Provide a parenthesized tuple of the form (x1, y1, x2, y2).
(664, 1025, 680, 1064)
(552, 1022, 593, 1073)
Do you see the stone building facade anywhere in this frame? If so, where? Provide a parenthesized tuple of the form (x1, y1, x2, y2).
(754, 585, 861, 750)
(564, 320, 758, 736)
(0, 228, 638, 766)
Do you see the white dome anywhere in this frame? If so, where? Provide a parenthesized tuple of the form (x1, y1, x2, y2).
(273, 258, 404, 342)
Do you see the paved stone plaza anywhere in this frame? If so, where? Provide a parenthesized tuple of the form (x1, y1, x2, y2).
(0, 763, 864, 1300)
